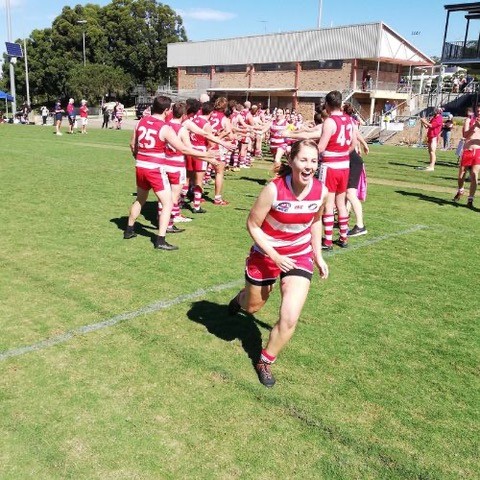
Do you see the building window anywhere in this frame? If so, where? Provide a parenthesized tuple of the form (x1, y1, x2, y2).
(301, 60, 343, 70)
(215, 64, 246, 73)
(255, 62, 297, 71)
(185, 66, 210, 74)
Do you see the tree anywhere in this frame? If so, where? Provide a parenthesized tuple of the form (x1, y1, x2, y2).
(101, 0, 186, 91)
(1, 0, 187, 105)
(66, 64, 132, 104)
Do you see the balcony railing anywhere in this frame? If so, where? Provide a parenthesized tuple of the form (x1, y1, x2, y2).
(354, 81, 411, 93)
(442, 40, 480, 61)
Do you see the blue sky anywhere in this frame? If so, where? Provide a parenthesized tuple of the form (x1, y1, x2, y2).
(0, 0, 473, 63)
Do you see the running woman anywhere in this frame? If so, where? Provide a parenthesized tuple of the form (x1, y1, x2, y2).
(228, 139, 329, 387)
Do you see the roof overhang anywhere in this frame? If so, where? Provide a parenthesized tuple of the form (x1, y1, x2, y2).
(444, 2, 480, 14)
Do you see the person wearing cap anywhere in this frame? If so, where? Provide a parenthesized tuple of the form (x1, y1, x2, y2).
(417, 107, 444, 171)
(441, 114, 454, 150)
(79, 100, 89, 134)
(66, 98, 76, 134)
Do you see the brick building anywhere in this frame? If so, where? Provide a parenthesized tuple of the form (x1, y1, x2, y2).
(167, 22, 433, 122)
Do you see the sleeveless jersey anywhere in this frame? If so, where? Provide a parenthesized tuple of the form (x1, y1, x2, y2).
(209, 110, 226, 133)
(323, 114, 354, 167)
(116, 104, 124, 119)
(164, 121, 186, 167)
(189, 116, 209, 149)
(134, 115, 167, 168)
(256, 175, 324, 257)
(270, 119, 288, 148)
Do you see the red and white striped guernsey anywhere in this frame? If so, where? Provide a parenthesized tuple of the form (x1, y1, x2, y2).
(255, 175, 324, 257)
(323, 114, 354, 169)
(209, 110, 226, 134)
(189, 116, 209, 150)
(270, 119, 288, 148)
(164, 121, 186, 167)
(135, 115, 167, 169)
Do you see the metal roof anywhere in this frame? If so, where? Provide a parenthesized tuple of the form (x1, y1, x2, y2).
(168, 22, 433, 68)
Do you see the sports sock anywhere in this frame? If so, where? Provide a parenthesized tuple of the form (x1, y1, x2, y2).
(338, 215, 349, 241)
(322, 214, 334, 246)
(172, 202, 180, 220)
(193, 185, 203, 210)
(260, 349, 276, 364)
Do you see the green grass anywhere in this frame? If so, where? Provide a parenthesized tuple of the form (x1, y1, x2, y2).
(0, 124, 478, 479)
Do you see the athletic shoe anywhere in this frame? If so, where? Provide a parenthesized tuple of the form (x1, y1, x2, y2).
(191, 207, 206, 214)
(321, 239, 333, 251)
(166, 225, 185, 234)
(56, 132, 62, 136)
(123, 228, 137, 239)
(335, 238, 349, 248)
(154, 241, 178, 251)
(453, 191, 463, 202)
(416, 166, 434, 171)
(228, 296, 241, 315)
(214, 198, 229, 206)
(255, 361, 276, 388)
(347, 225, 368, 237)
(173, 214, 192, 223)
(467, 198, 474, 209)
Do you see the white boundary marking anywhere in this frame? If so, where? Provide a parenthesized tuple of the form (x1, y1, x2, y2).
(0, 225, 427, 362)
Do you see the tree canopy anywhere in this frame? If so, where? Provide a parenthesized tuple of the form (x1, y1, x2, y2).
(0, 0, 187, 106)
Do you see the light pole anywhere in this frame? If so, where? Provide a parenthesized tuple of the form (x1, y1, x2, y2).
(317, 0, 323, 28)
(5, 0, 16, 116)
(77, 20, 87, 66)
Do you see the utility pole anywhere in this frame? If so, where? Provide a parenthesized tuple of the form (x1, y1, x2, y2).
(77, 20, 87, 66)
(24, 38, 30, 107)
(317, 0, 323, 28)
(5, 0, 17, 116)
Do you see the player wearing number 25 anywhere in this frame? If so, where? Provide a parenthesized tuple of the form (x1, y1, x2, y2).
(124, 95, 214, 250)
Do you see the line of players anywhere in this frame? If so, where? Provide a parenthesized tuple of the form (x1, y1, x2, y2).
(124, 91, 369, 250)
(123, 95, 308, 250)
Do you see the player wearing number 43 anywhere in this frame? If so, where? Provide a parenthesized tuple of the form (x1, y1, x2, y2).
(285, 90, 358, 250)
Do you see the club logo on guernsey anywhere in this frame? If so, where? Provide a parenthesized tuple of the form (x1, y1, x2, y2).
(277, 202, 291, 212)
(309, 203, 319, 211)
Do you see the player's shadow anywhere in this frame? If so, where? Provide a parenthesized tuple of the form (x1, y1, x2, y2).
(396, 190, 480, 211)
(186, 300, 272, 366)
(388, 161, 421, 169)
(110, 201, 159, 244)
(239, 176, 268, 185)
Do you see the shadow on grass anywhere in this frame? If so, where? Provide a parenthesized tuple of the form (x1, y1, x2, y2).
(110, 201, 160, 245)
(187, 300, 272, 366)
(240, 176, 268, 185)
(395, 190, 480, 211)
(388, 161, 423, 169)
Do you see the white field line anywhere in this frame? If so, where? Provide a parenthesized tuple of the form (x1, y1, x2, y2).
(0, 225, 427, 362)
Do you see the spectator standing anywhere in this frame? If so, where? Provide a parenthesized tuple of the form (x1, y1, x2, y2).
(79, 99, 89, 134)
(40, 105, 49, 126)
(54, 99, 64, 135)
(417, 107, 443, 171)
(66, 98, 76, 134)
(102, 104, 110, 129)
(441, 114, 454, 150)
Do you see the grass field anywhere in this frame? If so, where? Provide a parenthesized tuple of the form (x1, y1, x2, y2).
(0, 124, 478, 479)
